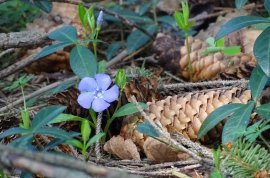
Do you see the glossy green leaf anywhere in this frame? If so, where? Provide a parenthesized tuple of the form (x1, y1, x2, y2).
(36, 42, 73, 59)
(0, 127, 27, 139)
(104, 7, 153, 24)
(255, 103, 270, 120)
(86, 132, 105, 149)
(31, 105, 66, 131)
(254, 26, 270, 76)
(265, 0, 270, 15)
(216, 16, 270, 40)
(113, 102, 148, 118)
(235, 0, 248, 9)
(157, 16, 178, 28)
(35, 127, 74, 140)
(66, 139, 83, 149)
(198, 104, 244, 139)
(81, 119, 91, 144)
(222, 101, 255, 144)
(22, 0, 52, 13)
(136, 121, 160, 138)
(249, 65, 268, 101)
(223, 46, 241, 56)
(49, 114, 84, 124)
(216, 37, 225, 47)
(138, 2, 152, 15)
(106, 42, 121, 60)
(48, 25, 77, 43)
(127, 24, 157, 54)
(78, 4, 86, 26)
(70, 45, 97, 78)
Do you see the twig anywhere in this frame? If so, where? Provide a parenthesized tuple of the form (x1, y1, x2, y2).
(0, 48, 15, 59)
(0, 53, 38, 79)
(159, 79, 249, 91)
(0, 143, 141, 178)
(0, 30, 50, 50)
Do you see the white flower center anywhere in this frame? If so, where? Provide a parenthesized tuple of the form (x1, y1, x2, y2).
(96, 90, 104, 99)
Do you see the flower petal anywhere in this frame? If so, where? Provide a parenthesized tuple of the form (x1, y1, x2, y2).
(92, 98, 110, 112)
(95, 74, 111, 91)
(78, 77, 98, 92)
(103, 85, 119, 103)
(77, 92, 95, 109)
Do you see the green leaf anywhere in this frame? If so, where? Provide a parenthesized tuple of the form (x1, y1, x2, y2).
(254, 26, 270, 76)
(22, 0, 52, 13)
(206, 37, 216, 47)
(235, 0, 248, 9)
(86, 132, 105, 149)
(113, 102, 148, 118)
(66, 139, 83, 149)
(244, 120, 270, 142)
(48, 25, 78, 43)
(98, 60, 107, 73)
(70, 45, 97, 78)
(106, 42, 121, 60)
(49, 114, 84, 124)
(31, 105, 66, 131)
(158, 15, 177, 28)
(215, 16, 270, 40)
(78, 3, 86, 26)
(255, 103, 270, 120)
(249, 66, 268, 101)
(138, 2, 152, 15)
(36, 42, 73, 59)
(81, 119, 91, 144)
(21, 109, 30, 129)
(0, 127, 27, 139)
(115, 69, 127, 90)
(127, 24, 157, 54)
(215, 37, 224, 47)
(222, 101, 255, 144)
(265, 0, 270, 15)
(35, 127, 74, 140)
(136, 121, 160, 138)
(223, 46, 241, 56)
(198, 104, 244, 139)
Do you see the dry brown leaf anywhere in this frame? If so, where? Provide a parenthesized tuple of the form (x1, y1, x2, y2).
(143, 137, 189, 163)
(104, 135, 140, 160)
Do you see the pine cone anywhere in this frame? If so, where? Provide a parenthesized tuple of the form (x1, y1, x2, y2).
(122, 87, 251, 144)
(179, 29, 260, 81)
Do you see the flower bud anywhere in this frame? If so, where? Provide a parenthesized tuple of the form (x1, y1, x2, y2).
(96, 10, 104, 28)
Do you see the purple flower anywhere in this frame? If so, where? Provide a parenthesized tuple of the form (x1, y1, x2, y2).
(77, 74, 119, 112)
(96, 11, 104, 27)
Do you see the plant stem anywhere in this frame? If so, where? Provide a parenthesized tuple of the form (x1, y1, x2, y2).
(185, 33, 193, 81)
(95, 112, 102, 160)
(259, 134, 270, 150)
(153, 4, 158, 25)
(20, 86, 26, 110)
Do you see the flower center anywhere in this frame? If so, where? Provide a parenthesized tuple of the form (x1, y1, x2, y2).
(96, 90, 104, 99)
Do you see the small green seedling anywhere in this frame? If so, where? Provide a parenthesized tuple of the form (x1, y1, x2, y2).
(174, 1, 195, 80)
(202, 37, 241, 56)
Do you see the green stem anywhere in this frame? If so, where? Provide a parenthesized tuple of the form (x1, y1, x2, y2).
(82, 146, 87, 160)
(153, 4, 158, 25)
(185, 33, 193, 81)
(259, 134, 270, 150)
(21, 86, 26, 110)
